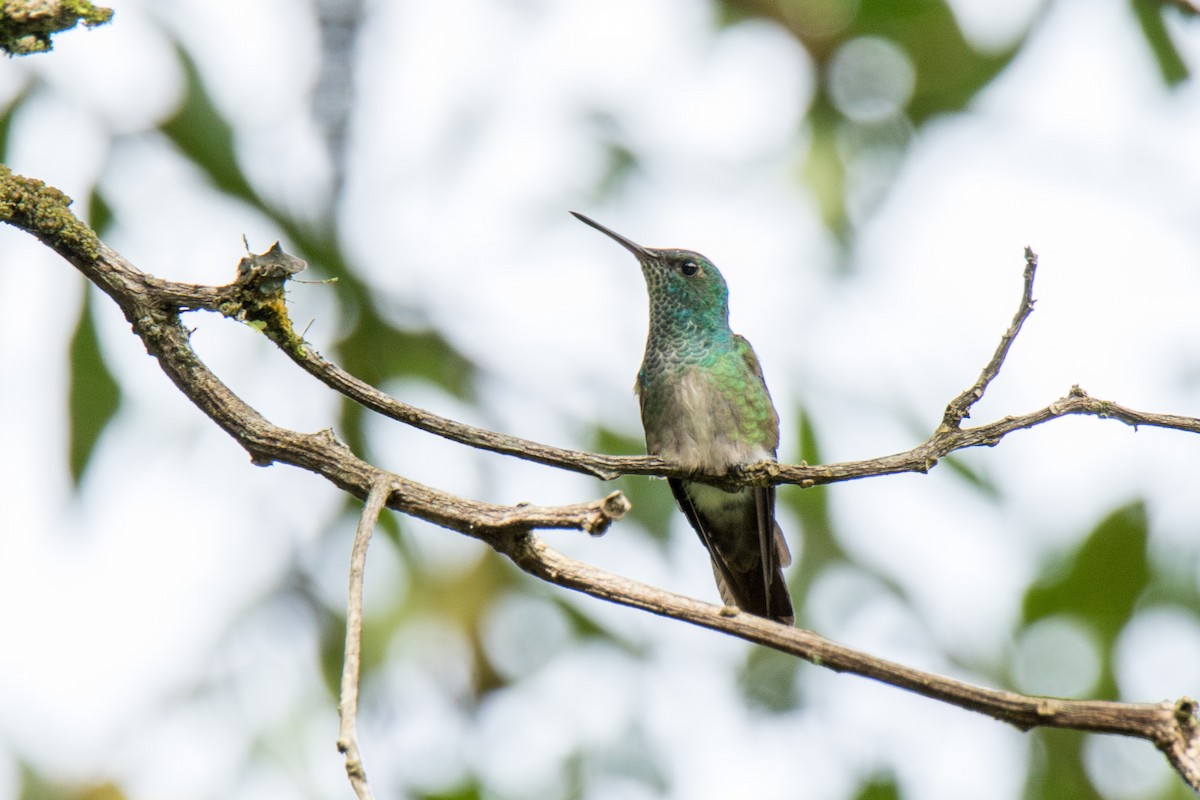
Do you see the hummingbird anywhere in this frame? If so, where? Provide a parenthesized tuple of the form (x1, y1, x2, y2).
(572, 212, 793, 625)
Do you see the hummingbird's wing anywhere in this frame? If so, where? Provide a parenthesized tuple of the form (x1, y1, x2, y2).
(669, 477, 738, 601)
(669, 478, 794, 625)
(732, 334, 780, 452)
(736, 334, 792, 621)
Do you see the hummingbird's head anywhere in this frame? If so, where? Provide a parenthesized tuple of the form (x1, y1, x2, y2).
(571, 212, 730, 324)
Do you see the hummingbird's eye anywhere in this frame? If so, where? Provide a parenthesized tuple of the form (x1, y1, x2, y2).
(680, 260, 700, 277)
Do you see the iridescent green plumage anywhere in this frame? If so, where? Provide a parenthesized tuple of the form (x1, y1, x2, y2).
(573, 212, 793, 624)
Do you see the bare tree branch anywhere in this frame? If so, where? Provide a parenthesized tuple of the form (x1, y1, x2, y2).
(748, 386, 1200, 488)
(337, 476, 392, 800)
(497, 529, 1200, 788)
(3, 165, 1199, 790)
(942, 246, 1038, 429)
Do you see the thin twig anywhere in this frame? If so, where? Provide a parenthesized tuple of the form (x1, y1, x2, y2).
(337, 476, 393, 800)
(942, 246, 1038, 429)
(749, 385, 1200, 487)
(291, 344, 644, 481)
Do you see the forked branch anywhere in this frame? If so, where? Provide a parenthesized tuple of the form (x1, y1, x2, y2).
(2, 166, 1198, 790)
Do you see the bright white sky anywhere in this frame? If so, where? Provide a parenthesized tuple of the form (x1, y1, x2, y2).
(1, 0, 1199, 798)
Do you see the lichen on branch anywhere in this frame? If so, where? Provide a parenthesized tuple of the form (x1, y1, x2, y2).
(0, 165, 99, 258)
(0, 0, 113, 55)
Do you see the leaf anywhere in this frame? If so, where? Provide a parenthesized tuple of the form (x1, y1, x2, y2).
(406, 551, 519, 697)
(335, 320, 478, 455)
(67, 285, 121, 485)
(734, 0, 1028, 240)
(18, 760, 129, 800)
(1131, 0, 1190, 87)
(801, 103, 850, 237)
(0, 88, 30, 162)
(551, 594, 645, 656)
(739, 645, 802, 711)
(938, 453, 1001, 499)
(158, 42, 481, 459)
(1022, 501, 1149, 699)
(159, 46, 258, 206)
(715, 0, 757, 28)
(781, 406, 848, 590)
(584, 111, 642, 200)
(1025, 730, 1100, 800)
(730, 0, 1025, 119)
(419, 785, 484, 800)
(317, 601, 349, 698)
(1023, 502, 1149, 641)
(591, 425, 675, 544)
(865, 1, 1017, 119)
(87, 187, 113, 234)
(854, 775, 902, 800)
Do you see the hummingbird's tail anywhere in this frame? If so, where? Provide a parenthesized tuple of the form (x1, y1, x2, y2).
(670, 478, 795, 625)
(710, 540, 794, 625)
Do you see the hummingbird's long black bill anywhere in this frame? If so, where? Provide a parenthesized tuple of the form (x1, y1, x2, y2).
(570, 211, 653, 259)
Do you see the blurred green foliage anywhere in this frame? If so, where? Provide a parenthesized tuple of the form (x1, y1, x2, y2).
(854, 775, 902, 800)
(1023, 502, 1150, 700)
(159, 47, 477, 457)
(419, 785, 484, 800)
(783, 406, 849, 595)
(1027, 729, 1103, 800)
(5, 0, 1195, 797)
(159, 50, 259, 207)
(740, 645, 803, 711)
(723, 0, 1021, 237)
(66, 287, 120, 484)
(591, 425, 676, 544)
(1132, 0, 1193, 85)
(1020, 503, 1150, 796)
(18, 763, 126, 800)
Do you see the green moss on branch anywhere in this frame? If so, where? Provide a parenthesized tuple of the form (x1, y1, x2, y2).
(0, 165, 99, 259)
(0, 0, 113, 55)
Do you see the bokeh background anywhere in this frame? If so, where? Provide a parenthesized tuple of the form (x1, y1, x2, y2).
(2, 0, 1200, 798)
